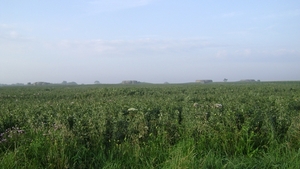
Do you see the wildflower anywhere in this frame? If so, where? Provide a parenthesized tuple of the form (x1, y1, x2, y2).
(193, 103, 199, 107)
(215, 103, 223, 108)
(17, 129, 24, 133)
(128, 108, 138, 111)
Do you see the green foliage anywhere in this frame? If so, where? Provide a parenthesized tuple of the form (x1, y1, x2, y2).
(0, 82, 300, 168)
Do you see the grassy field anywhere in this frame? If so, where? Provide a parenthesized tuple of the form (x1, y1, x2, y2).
(1, 82, 300, 168)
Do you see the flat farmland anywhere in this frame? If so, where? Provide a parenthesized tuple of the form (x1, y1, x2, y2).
(1, 82, 300, 168)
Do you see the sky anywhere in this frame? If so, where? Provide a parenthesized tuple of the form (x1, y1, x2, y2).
(1, 0, 300, 84)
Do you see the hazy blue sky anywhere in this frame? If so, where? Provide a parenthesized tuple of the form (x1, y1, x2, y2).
(1, 0, 300, 84)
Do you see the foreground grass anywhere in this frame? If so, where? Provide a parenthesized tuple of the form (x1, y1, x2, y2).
(0, 82, 300, 168)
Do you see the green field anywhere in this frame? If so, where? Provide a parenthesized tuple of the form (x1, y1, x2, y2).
(1, 82, 300, 168)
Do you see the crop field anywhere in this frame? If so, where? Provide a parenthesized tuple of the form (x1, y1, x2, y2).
(1, 82, 300, 168)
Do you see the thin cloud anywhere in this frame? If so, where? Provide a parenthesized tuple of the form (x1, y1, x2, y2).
(52, 38, 217, 58)
(86, 0, 155, 13)
(234, 49, 252, 56)
(226, 30, 250, 36)
(260, 9, 300, 20)
(216, 50, 228, 58)
(0, 24, 12, 39)
(215, 48, 299, 63)
(0, 23, 33, 41)
(259, 49, 295, 56)
(9, 31, 19, 39)
(221, 12, 242, 18)
(0, 24, 12, 29)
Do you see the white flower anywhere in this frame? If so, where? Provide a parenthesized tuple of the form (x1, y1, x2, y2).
(215, 104, 223, 108)
(128, 108, 138, 111)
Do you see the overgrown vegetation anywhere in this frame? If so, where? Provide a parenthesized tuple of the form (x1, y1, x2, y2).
(1, 82, 300, 168)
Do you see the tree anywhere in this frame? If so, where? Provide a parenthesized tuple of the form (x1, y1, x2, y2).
(223, 78, 228, 82)
(94, 81, 100, 84)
